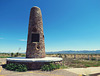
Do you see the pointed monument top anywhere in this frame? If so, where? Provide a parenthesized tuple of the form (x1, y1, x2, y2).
(31, 6, 40, 9)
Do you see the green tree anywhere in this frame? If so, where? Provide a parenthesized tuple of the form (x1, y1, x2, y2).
(11, 53, 14, 57)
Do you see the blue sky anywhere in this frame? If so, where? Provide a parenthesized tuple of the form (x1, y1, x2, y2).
(0, 0, 100, 53)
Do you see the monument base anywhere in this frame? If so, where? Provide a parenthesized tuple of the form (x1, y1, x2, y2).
(6, 57, 62, 70)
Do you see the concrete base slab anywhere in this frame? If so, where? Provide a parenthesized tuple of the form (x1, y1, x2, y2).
(6, 57, 62, 62)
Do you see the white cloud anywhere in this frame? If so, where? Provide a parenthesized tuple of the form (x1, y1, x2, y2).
(0, 38, 4, 39)
(19, 39, 27, 42)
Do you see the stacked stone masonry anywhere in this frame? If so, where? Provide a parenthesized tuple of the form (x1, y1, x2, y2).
(26, 6, 45, 58)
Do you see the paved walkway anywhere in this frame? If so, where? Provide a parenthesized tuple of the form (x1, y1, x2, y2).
(64, 67, 100, 76)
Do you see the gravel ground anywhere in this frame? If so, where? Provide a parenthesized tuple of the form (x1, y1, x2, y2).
(0, 58, 78, 76)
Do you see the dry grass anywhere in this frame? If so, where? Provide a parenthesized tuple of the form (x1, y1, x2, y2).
(47, 54, 100, 68)
(0, 53, 26, 58)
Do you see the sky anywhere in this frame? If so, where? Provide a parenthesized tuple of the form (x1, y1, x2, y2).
(0, 0, 100, 53)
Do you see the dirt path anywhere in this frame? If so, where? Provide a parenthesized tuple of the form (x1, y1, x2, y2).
(0, 58, 78, 76)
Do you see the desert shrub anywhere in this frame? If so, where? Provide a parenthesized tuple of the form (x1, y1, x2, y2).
(98, 59, 100, 61)
(16, 52, 19, 57)
(0, 56, 10, 58)
(5, 63, 27, 72)
(21, 54, 26, 57)
(58, 54, 62, 58)
(85, 64, 91, 67)
(84, 58, 89, 60)
(41, 63, 60, 71)
(93, 64, 99, 67)
(11, 53, 14, 57)
(91, 57, 96, 61)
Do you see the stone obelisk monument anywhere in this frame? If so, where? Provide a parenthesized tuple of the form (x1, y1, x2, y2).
(26, 6, 45, 58)
(6, 6, 62, 70)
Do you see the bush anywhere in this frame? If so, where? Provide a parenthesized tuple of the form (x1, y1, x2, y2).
(91, 57, 96, 61)
(41, 63, 60, 71)
(11, 53, 14, 57)
(5, 63, 27, 72)
(0, 56, 10, 58)
(85, 64, 91, 67)
(98, 59, 100, 61)
(84, 58, 89, 60)
(21, 54, 26, 57)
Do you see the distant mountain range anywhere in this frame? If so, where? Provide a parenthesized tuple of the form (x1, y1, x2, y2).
(1, 50, 100, 54)
(46, 50, 100, 54)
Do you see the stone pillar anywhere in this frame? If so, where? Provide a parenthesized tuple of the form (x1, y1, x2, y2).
(26, 6, 45, 58)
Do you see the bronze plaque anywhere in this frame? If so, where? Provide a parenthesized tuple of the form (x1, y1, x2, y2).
(31, 34, 39, 42)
